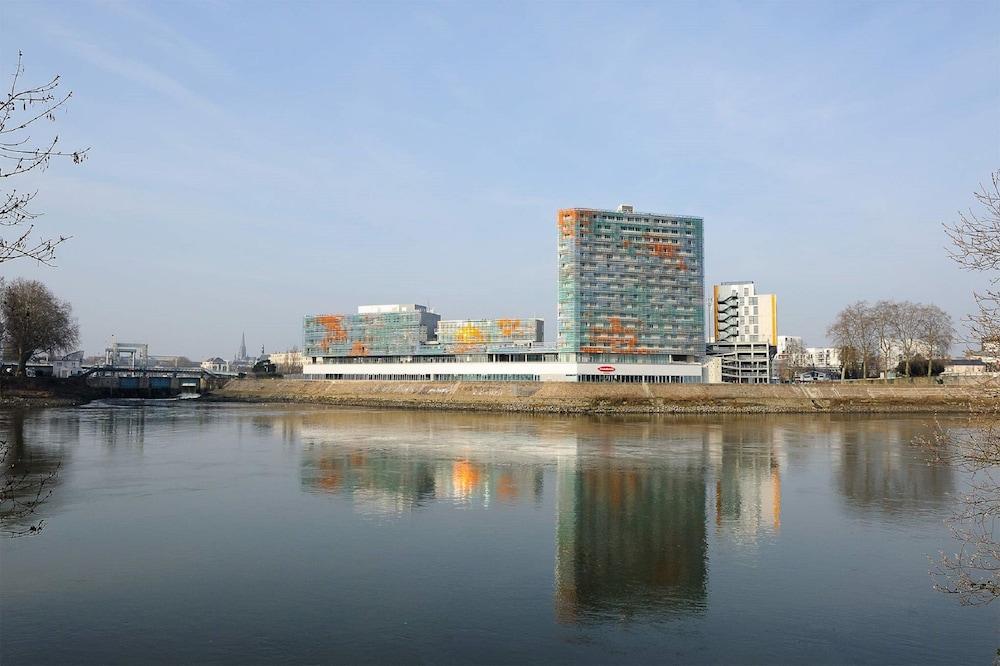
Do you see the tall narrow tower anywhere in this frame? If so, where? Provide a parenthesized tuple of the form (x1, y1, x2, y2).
(236, 332, 247, 362)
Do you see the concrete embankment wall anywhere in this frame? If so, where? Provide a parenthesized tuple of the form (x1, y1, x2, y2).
(212, 378, 1000, 414)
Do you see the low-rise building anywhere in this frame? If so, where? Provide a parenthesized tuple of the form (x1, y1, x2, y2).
(965, 335, 999, 369)
(805, 347, 841, 369)
(942, 358, 989, 376)
(702, 356, 723, 384)
(706, 341, 774, 384)
(269, 350, 304, 373)
(53, 350, 85, 378)
(776, 336, 803, 356)
(201, 357, 230, 373)
(795, 368, 839, 382)
(303, 303, 702, 383)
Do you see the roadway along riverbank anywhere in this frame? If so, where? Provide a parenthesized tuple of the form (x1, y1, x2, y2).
(210, 378, 1000, 414)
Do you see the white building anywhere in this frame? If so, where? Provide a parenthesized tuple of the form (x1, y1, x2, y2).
(805, 347, 841, 369)
(52, 350, 85, 378)
(304, 354, 703, 383)
(709, 281, 778, 383)
(269, 350, 304, 367)
(713, 281, 778, 345)
(201, 357, 230, 373)
(942, 359, 989, 376)
(776, 336, 803, 356)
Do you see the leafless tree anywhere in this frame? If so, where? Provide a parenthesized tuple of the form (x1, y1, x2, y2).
(925, 418, 1000, 606)
(776, 338, 808, 382)
(890, 300, 923, 377)
(1, 51, 87, 265)
(925, 170, 1000, 606)
(0, 277, 5, 357)
(945, 172, 1000, 347)
(0, 278, 79, 376)
(871, 300, 900, 378)
(828, 301, 879, 379)
(917, 304, 954, 378)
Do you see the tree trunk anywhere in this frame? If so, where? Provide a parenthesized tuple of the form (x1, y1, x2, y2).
(16, 350, 30, 377)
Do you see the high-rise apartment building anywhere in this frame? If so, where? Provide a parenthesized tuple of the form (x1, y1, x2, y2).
(709, 281, 778, 383)
(713, 281, 777, 345)
(557, 204, 705, 364)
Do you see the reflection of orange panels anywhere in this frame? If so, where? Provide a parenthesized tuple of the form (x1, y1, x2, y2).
(496, 472, 518, 500)
(452, 460, 483, 495)
(677, 258, 687, 271)
(350, 341, 368, 356)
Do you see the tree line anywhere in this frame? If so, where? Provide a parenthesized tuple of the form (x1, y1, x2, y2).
(826, 300, 953, 379)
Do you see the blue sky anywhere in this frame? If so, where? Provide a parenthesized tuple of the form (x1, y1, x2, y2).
(2, 0, 998, 359)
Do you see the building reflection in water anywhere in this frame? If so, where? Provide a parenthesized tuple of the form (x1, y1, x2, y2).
(706, 419, 785, 544)
(76, 402, 150, 450)
(283, 409, 957, 623)
(295, 410, 553, 516)
(554, 427, 708, 623)
(832, 418, 954, 515)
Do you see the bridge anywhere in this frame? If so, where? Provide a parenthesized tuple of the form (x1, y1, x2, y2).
(82, 366, 233, 397)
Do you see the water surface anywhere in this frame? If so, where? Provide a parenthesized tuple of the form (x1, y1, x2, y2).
(1, 404, 995, 663)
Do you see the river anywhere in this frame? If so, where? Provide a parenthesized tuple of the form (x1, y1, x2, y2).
(0, 403, 995, 663)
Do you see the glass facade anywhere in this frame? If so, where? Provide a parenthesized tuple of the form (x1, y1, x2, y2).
(436, 318, 544, 353)
(304, 309, 544, 360)
(303, 307, 441, 358)
(557, 207, 705, 363)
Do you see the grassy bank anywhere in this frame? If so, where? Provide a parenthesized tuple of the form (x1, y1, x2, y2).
(209, 378, 1000, 415)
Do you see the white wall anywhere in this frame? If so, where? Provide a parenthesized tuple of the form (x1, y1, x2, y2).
(303, 359, 704, 382)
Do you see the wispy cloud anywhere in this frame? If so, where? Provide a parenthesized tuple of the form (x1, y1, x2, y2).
(94, 0, 232, 77)
(44, 21, 224, 119)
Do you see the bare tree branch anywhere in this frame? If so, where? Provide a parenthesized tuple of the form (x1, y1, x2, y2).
(0, 51, 88, 266)
(927, 170, 1000, 606)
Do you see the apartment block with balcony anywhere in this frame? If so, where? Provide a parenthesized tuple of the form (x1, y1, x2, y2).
(709, 281, 778, 383)
(557, 204, 705, 373)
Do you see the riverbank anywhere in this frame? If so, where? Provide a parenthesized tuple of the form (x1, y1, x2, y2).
(0, 379, 103, 408)
(209, 378, 1000, 414)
